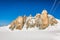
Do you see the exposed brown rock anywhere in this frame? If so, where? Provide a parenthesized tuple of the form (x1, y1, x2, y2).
(15, 16, 24, 30)
(40, 10, 49, 29)
(49, 16, 58, 25)
(9, 16, 27, 30)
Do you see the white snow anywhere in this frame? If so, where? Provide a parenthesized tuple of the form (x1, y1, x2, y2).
(0, 18, 60, 40)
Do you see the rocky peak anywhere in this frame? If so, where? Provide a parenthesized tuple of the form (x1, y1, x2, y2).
(9, 10, 58, 30)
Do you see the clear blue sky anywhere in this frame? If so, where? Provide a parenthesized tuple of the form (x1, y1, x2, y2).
(0, 0, 60, 26)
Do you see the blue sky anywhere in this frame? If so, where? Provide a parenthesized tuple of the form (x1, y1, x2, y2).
(0, 0, 60, 26)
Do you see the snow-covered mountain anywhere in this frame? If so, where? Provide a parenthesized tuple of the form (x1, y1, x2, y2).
(0, 18, 60, 32)
(0, 14, 60, 40)
(0, 10, 60, 32)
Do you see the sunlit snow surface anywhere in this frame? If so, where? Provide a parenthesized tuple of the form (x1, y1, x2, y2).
(0, 19, 60, 40)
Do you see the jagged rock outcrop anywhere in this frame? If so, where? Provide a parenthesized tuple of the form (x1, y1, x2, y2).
(9, 16, 27, 30)
(9, 20, 17, 30)
(48, 15, 58, 25)
(9, 10, 58, 30)
(40, 10, 49, 29)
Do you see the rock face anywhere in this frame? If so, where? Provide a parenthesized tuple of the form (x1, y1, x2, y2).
(40, 10, 49, 29)
(15, 16, 24, 30)
(9, 16, 27, 30)
(26, 15, 35, 29)
(49, 16, 58, 25)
